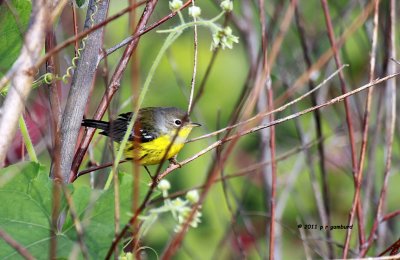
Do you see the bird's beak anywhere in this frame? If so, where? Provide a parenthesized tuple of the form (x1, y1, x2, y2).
(188, 122, 201, 127)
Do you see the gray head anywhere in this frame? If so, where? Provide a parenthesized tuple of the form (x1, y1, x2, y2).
(142, 107, 201, 134)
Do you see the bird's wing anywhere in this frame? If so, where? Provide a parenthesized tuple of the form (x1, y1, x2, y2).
(108, 112, 157, 143)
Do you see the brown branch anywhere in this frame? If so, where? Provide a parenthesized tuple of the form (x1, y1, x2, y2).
(361, 1, 397, 256)
(100, 0, 193, 61)
(71, 4, 79, 56)
(33, 0, 147, 74)
(378, 238, 400, 257)
(45, 26, 63, 259)
(45, 28, 62, 178)
(0, 229, 34, 260)
(188, 64, 347, 143)
(150, 135, 325, 206)
(343, 0, 380, 256)
(320, 1, 361, 257)
(275, 0, 375, 107)
(161, 0, 298, 256)
(381, 210, 400, 223)
(294, 5, 331, 256)
(158, 72, 400, 181)
(320, 0, 358, 178)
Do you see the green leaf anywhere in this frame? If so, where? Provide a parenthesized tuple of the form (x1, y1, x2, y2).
(63, 173, 149, 258)
(0, 162, 151, 259)
(74, 0, 88, 8)
(0, 0, 32, 78)
(0, 162, 70, 259)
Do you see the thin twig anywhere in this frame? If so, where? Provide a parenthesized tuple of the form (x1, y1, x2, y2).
(381, 210, 400, 223)
(361, 1, 397, 256)
(99, 0, 193, 61)
(320, 0, 362, 257)
(275, 0, 375, 107)
(188, 64, 347, 143)
(71, 3, 79, 56)
(216, 111, 247, 258)
(62, 185, 90, 259)
(297, 218, 312, 260)
(187, 2, 198, 115)
(0, 229, 35, 260)
(46, 26, 63, 260)
(294, 6, 330, 255)
(378, 238, 400, 257)
(158, 72, 400, 181)
(35, 0, 146, 75)
(343, 0, 380, 256)
(112, 157, 120, 258)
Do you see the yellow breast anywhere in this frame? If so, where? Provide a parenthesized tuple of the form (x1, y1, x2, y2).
(123, 126, 193, 165)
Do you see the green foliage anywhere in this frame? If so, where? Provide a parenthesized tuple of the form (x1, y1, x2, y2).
(0, 162, 148, 259)
(74, 0, 88, 8)
(0, 0, 32, 78)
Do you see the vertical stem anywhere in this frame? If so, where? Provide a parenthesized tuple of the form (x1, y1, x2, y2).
(71, 3, 79, 56)
(187, 2, 198, 115)
(127, 0, 141, 256)
(113, 165, 120, 259)
(343, 0, 380, 256)
(294, 6, 331, 255)
(45, 29, 62, 171)
(267, 84, 276, 260)
(320, 0, 360, 257)
(18, 116, 38, 162)
(59, 0, 110, 181)
(319, 0, 359, 170)
(45, 25, 63, 260)
(361, 0, 396, 256)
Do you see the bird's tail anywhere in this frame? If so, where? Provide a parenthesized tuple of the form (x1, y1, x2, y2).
(82, 119, 109, 131)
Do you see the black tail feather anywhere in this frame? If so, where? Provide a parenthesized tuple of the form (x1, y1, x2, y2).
(82, 116, 130, 141)
(82, 119, 109, 132)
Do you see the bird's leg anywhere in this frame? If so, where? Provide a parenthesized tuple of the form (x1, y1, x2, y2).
(143, 166, 154, 179)
(168, 156, 182, 168)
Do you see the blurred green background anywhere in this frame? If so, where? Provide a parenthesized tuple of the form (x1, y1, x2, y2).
(1, 0, 399, 259)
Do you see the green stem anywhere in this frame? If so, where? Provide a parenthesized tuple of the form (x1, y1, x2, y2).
(18, 115, 38, 162)
(177, 10, 185, 25)
(104, 31, 182, 190)
(157, 19, 221, 34)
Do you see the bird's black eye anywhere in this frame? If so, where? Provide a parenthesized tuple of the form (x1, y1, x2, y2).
(174, 119, 182, 126)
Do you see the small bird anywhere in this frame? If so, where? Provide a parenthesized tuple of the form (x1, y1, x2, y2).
(82, 107, 200, 165)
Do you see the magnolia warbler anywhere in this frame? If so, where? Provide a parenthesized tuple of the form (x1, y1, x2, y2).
(82, 107, 200, 165)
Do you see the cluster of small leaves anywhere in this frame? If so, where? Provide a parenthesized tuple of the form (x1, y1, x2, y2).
(139, 180, 202, 236)
(211, 26, 238, 50)
(167, 0, 239, 51)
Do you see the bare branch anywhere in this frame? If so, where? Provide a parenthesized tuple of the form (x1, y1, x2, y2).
(0, 229, 34, 260)
(158, 72, 400, 181)
(0, 0, 50, 167)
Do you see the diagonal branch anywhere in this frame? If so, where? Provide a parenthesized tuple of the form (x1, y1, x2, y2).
(0, 229, 34, 260)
